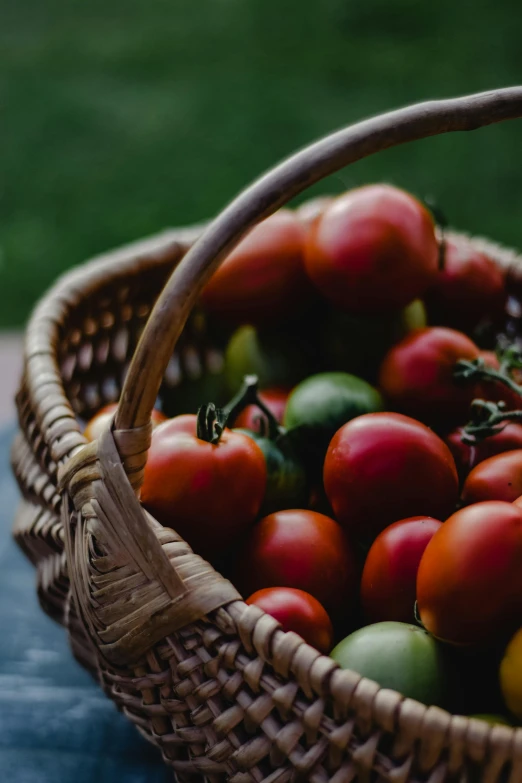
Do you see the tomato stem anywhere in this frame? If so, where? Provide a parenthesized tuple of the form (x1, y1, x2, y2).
(461, 400, 522, 444)
(454, 357, 522, 398)
(223, 374, 283, 440)
(196, 403, 228, 444)
(455, 352, 522, 443)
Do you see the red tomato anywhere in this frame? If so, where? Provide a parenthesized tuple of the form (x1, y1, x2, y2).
(425, 237, 506, 332)
(234, 510, 358, 614)
(461, 450, 522, 505)
(83, 403, 166, 442)
(141, 428, 266, 558)
(232, 388, 290, 431)
(417, 501, 522, 645)
(200, 210, 312, 325)
(324, 413, 458, 540)
(378, 327, 481, 425)
(445, 423, 522, 480)
(151, 414, 197, 439)
(304, 185, 439, 312)
(246, 587, 334, 653)
(361, 517, 442, 624)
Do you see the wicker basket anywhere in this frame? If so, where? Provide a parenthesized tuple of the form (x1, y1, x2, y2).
(11, 88, 522, 782)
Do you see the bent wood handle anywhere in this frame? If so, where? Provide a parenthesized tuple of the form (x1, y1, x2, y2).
(115, 87, 522, 462)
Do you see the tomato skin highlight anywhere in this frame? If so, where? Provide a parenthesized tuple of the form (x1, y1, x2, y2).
(379, 326, 481, 426)
(234, 509, 358, 615)
(304, 184, 439, 313)
(461, 450, 522, 505)
(425, 237, 507, 332)
(417, 501, 522, 646)
(200, 209, 313, 326)
(361, 516, 442, 624)
(246, 587, 334, 653)
(141, 428, 266, 559)
(83, 403, 166, 442)
(445, 423, 522, 481)
(232, 388, 289, 431)
(323, 412, 459, 540)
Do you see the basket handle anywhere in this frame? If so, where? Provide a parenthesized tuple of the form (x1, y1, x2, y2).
(115, 87, 522, 457)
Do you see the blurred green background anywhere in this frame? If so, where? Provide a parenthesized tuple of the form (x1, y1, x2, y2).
(2, 0, 522, 327)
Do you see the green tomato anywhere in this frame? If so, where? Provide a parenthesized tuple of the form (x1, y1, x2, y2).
(235, 428, 308, 515)
(283, 372, 383, 462)
(224, 324, 321, 394)
(330, 622, 448, 707)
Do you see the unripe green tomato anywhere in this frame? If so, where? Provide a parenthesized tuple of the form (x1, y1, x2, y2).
(284, 372, 383, 433)
(235, 428, 308, 515)
(330, 622, 449, 707)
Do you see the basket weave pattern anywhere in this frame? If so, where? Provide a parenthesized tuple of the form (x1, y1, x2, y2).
(12, 89, 522, 781)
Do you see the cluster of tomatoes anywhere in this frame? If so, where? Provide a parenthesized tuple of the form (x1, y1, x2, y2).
(84, 184, 522, 724)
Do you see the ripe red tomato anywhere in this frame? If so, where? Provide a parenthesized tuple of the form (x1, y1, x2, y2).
(151, 414, 197, 439)
(425, 237, 506, 332)
(361, 516, 442, 624)
(323, 413, 458, 540)
(378, 327, 481, 425)
(445, 423, 522, 480)
(83, 403, 166, 442)
(304, 184, 439, 312)
(200, 209, 313, 325)
(417, 501, 522, 645)
(246, 587, 334, 653)
(232, 388, 290, 431)
(141, 427, 266, 558)
(461, 450, 522, 505)
(234, 510, 358, 614)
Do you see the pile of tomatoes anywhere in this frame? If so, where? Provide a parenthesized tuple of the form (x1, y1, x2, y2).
(84, 184, 522, 724)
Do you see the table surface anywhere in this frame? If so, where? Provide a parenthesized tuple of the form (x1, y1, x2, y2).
(0, 425, 171, 783)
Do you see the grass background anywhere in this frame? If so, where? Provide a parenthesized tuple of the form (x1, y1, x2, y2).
(2, 0, 522, 327)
